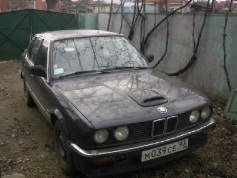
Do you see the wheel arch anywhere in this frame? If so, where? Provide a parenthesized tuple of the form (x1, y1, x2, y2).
(51, 109, 70, 139)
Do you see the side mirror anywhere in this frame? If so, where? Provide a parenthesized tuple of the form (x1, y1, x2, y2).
(30, 65, 46, 78)
(20, 49, 27, 59)
(145, 54, 154, 63)
(23, 49, 28, 56)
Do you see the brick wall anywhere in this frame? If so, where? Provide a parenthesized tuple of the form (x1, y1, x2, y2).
(35, 0, 46, 10)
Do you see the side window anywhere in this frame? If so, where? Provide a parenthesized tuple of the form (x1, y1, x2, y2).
(35, 40, 49, 68)
(28, 37, 42, 64)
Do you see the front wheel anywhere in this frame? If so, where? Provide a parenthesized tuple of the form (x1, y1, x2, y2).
(54, 120, 77, 175)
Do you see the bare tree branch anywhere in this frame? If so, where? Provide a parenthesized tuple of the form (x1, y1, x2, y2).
(119, 0, 125, 34)
(140, 0, 193, 54)
(115, 1, 122, 13)
(168, 0, 210, 76)
(107, 0, 114, 31)
(152, 0, 169, 68)
(140, 0, 146, 51)
(211, 0, 216, 13)
(192, 2, 196, 51)
(223, 0, 233, 91)
(128, 0, 143, 40)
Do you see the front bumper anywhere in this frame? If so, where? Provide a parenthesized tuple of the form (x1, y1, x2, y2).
(69, 118, 216, 177)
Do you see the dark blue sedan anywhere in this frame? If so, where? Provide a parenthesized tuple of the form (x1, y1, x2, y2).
(20, 30, 216, 177)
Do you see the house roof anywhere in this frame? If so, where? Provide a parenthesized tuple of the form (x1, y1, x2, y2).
(65, 5, 89, 11)
(141, 0, 182, 4)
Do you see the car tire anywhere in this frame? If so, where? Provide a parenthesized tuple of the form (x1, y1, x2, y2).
(54, 120, 77, 175)
(24, 81, 35, 106)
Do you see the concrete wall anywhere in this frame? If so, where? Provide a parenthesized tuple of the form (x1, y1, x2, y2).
(95, 13, 237, 100)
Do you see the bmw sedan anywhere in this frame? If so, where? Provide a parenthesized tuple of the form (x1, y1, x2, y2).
(20, 30, 216, 177)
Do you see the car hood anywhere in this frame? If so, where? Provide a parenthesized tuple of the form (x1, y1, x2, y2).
(54, 70, 210, 129)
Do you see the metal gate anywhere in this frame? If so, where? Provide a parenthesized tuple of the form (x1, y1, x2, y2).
(0, 9, 76, 60)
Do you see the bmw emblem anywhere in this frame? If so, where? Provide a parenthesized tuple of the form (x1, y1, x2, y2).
(157, 106, 167, 113)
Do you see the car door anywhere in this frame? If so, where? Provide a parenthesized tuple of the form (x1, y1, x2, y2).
(31, 39, 52, 121)
(23, 37, 43, 98)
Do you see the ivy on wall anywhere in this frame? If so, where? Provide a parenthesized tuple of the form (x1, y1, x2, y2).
(107, 0, 233, 91)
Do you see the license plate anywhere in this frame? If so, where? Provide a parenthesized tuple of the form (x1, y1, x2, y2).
(141, 139, 188, 162)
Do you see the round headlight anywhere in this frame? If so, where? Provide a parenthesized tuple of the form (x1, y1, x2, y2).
(201, 107, 211, 119)
(94, 129, 109, 144)
(114, 126, 129, 141)
(189, 110, 200, 123)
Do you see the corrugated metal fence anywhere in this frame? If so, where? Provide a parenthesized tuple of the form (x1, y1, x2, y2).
(0, 9, 76, 60)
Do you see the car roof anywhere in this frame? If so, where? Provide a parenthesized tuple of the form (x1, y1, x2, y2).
(35, 30, 121, 41)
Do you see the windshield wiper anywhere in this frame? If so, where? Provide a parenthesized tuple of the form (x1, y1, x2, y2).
(59, 70, 101, 78)
(58, 67, 149, 78)
(100, 66, 148, 73)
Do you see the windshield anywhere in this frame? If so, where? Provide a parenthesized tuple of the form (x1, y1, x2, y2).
(52, 36, 148, 77)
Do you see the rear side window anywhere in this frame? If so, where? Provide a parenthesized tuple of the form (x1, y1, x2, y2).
(28, 38, 42, 64)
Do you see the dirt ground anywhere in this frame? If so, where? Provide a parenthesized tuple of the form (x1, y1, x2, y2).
(0, 60, 237, 178)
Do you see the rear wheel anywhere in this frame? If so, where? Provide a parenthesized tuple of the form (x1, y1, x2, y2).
(23, 81, 35, 106)
(54, 120, 77, 175)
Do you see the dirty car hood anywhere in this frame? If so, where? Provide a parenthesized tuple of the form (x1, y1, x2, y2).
(54, 70, 211, 129)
